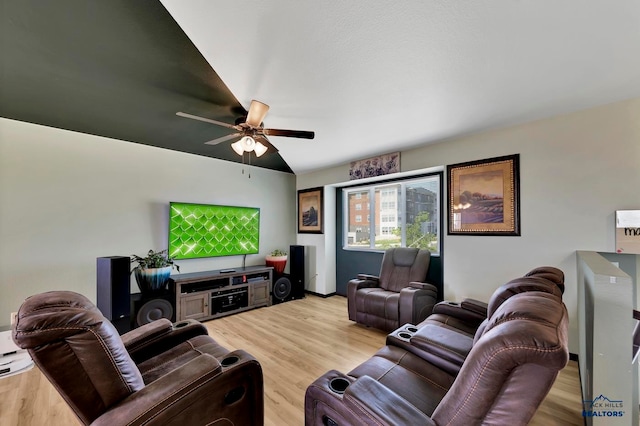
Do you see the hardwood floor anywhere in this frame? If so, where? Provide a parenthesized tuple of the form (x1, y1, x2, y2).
(1, 294, 583, 425)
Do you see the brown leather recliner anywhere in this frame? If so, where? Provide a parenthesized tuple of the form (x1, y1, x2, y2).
(387, 272, 565, 375)
(422, 265, 565, 337)
(12, 291, 264, 426)
(347, 248, 436, 331)
(305, 291, 569, 425)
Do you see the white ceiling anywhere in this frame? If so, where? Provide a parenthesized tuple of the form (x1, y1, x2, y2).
(161, 1, 640, 175)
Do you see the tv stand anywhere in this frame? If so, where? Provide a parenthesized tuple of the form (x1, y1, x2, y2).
(171, 266, 273, 322)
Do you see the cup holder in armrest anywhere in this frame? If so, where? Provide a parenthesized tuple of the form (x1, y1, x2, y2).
(174, 321, 190, 329)
(398, 331, 413, 339)
(221, 355, 240, 367)
(406, 326, 418, 333)
(329, 377, 350, 394)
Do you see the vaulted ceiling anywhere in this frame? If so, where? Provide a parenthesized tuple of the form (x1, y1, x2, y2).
(3, 1, 640, 175)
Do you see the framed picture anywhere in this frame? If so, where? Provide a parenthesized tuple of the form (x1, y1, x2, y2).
(349, 152, 400, 180)
(447, 154, 520, 236)
(298, 187, 324, 234)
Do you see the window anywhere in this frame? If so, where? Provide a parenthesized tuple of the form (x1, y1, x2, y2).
(343, 174, 441, 254)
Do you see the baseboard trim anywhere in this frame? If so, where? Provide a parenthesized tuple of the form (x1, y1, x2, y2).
(305, 290, 336, 298)
(569, 352, 579, 362)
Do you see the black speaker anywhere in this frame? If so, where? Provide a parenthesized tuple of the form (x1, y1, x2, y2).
(272, 273, 293, 305)
(97, 256, 131, 333)
(289, 245, 306, 299)
(272, 245, 306, 304)
(131, 291, 175, 327)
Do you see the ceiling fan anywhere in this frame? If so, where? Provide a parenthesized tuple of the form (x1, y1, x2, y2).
(176, 100, 315, 157)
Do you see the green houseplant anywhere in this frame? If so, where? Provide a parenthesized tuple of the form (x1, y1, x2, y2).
(131, 249, 179, 293)
(266, 249, 288, 274)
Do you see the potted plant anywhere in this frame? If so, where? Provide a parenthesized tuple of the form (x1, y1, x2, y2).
(266, 249, 288, 274)
(131, 249, 179, 293)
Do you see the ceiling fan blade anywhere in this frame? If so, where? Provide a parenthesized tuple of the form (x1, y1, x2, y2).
(263, 128, 315, 139)
(255, 135, 278, 153)
(176, 112, 239, 130)
(204, 133, 243, 146)
(245, 100, 270, 127)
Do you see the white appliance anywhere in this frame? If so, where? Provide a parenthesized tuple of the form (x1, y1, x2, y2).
(0, 330, 33, 378)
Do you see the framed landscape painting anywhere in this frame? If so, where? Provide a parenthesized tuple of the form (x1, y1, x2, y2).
(298, 187, 324, 234)
(447, 154, 520, 236)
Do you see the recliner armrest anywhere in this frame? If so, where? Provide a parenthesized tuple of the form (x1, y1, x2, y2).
(356, 273, 379, 282)
(399, 284, 438, 325)
(432, 299, 487, 324)
(123, 319, 208, 363)
(409, 281, 437, 294)
(460, 298, 488, 316)
(92, 350, 263, 426)
(409, 324, 473, 367)
(121, 319, 173, 348)
(344, 376, 435, 426)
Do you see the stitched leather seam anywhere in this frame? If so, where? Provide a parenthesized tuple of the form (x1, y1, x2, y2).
(413, 336, 468, 357)
(16, 326, 134, 394)
(309, 384, 362, 424)
(377, 352, 449, 392)
(130, 361, 228, 425)
(133, 377, 210, 425)
(141, 340, 207, 377)
(87, 328, 136, 393)
(20, 302, 88, 315)
(445, 344, 564, 425)
(344, 393, 384, 425)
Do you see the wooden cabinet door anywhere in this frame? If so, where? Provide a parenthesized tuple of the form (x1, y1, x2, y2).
(180, 292, 209, 320)
(251, 282, 270, 307)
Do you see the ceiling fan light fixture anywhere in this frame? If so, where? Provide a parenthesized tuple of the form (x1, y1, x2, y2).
(254, 141, 268, 157)
(240, 135, 256, 152)
(231, 140, 244, 156)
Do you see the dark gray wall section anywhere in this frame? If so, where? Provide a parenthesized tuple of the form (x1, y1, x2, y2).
(0, 0, 292, 173)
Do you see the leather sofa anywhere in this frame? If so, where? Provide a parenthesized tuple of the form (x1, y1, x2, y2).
(12, 291, 264, 426)
(347, 247, 437, 332)
(387, 272, 565, 376)
(306, 273, 569, 425)
(422, 266, 564, 337)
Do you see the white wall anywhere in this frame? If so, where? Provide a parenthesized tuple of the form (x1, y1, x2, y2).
(297, 97, 640, 353)
(0, 118, 297, 326)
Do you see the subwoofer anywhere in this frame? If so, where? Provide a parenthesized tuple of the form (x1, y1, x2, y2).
(132, 291, 176, 327)
(272, 245, 306, 304)
(272, 273, 293, 305)
(97, 256, 131, 334)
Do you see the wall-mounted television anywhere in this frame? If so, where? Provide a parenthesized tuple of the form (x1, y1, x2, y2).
(168, 202, 260, 260)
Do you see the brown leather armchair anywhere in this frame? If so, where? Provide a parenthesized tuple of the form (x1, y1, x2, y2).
(421, 266, 565, 337)
(306, 291, 569, 425)
(387, 272, 565, 375)
(347, 248, 436, 331)
(12, 291, 264, 426)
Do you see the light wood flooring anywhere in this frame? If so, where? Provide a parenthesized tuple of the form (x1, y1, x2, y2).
(0, 294, 583, 425)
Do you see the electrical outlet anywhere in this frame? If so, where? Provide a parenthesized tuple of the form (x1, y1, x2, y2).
(10, 312, 17, 325)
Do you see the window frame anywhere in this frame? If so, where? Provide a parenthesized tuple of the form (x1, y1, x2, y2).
(342, 172, 442, 255)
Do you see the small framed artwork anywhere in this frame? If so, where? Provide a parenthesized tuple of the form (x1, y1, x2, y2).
(298, 187, 324, 234)
(447, 154, 520, 236)
(349, 152, 400, 180)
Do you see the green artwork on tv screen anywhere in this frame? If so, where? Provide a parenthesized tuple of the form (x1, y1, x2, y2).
(169, 202, 260, 259)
